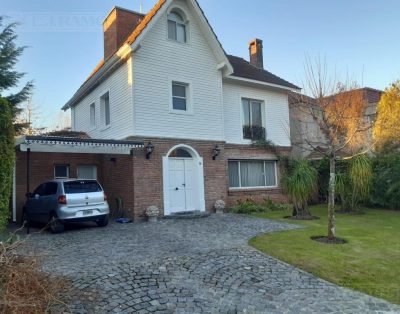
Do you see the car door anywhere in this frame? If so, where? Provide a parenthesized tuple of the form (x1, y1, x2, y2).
(25, 182, 58, 223)
(25, 183, 46, 222)
(38, 182, 59, 222)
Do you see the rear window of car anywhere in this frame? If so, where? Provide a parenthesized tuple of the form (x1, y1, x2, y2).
(63, 180, 102, 194)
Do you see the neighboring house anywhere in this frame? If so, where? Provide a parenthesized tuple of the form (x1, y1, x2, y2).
(13, 0, 300, 222)
(289, 88, 383, 158)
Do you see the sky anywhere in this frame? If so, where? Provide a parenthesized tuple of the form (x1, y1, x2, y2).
(2, 0, 400, 129)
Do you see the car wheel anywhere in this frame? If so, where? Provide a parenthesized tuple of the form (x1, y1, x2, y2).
(96, 215, 109, 227)
(22, 210, 31, 234)
(48, 213, 64, 234)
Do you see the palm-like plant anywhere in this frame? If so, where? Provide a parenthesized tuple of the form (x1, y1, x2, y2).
(335, 154, 373, 212)
(349, 154, 372, 210)
(282, 159, 318, 217)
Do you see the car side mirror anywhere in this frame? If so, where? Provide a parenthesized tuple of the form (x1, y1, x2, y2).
(25, 192, 33, 198)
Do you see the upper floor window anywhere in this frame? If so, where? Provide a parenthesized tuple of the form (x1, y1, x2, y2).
(100, 92, 110, 127)
(172, 82, 188, 111)
(242, 98, 265, 140)
(167, 11, 187, 43)
(89, 103, 96, 128)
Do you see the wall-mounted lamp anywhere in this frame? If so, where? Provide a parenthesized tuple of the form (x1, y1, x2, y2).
(146, 142, 155, 159)
(110, 157, 117, 164)
(212, 144, 220, 160)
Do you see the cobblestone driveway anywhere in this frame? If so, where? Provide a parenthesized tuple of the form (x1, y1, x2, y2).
(22, 214, 399, 313)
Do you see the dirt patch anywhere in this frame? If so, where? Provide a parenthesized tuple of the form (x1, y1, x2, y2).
(311, 236, 348, 244)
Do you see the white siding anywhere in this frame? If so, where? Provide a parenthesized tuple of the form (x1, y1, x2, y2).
(223, 81, 291, 146)
(132, 0, 224, 141)
(72, 60, 134, 139)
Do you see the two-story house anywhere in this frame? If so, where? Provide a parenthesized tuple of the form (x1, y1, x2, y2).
(13, 0, 300, 222)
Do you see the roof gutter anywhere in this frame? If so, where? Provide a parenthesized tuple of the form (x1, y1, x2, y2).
(62, 44, 132, 111)
(226, 75, 301, 92)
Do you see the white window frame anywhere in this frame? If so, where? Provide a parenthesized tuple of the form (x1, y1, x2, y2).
(100, 91, 111, 129)
(89, 103, 96, 129)
(169, 79, 193, 115)
(166, 8, 189, 44)
(54, 165, 70, 179)
(228, 160, 278, 189)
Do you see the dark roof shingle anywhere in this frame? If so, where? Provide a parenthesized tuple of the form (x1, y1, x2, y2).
(227, 55, 300, 90)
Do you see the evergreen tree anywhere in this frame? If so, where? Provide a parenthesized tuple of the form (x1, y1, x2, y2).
(0, 16, 33, 133)
(0, 16, 33, 229)
(0, 98, 14, 230)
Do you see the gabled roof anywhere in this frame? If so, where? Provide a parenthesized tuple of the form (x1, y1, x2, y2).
(227, 55, 300, 90)
(63, 0, 299, 110)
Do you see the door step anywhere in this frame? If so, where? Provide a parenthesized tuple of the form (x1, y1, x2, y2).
(165, 210, 210, 220)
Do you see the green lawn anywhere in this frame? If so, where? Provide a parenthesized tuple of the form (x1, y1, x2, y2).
(250, 205, 400, 304)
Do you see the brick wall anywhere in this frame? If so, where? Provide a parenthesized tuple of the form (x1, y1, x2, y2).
(14, 140, 290, 223)
(100, 154, 135, 218)
(128, 137, 228, 221)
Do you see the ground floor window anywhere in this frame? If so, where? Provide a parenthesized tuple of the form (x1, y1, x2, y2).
(54, 165, 69, 179)
(228, 160, 277, 188)
(77, 165, 97, 180)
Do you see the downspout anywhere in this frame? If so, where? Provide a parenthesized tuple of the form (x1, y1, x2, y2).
(12, 163, 16, 222)
(26, 148, 30, 195)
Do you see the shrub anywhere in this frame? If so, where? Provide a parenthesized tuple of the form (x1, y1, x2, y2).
(229, 197, 290, 214)
(282, 159, 318, 217)
(0, 99, 15, 231)
(370, 146, 400, 210)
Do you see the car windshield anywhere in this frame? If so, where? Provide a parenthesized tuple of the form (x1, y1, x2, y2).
(63, 180, 102, 194)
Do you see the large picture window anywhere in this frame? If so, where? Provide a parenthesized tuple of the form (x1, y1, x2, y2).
(242, 98, 265, 140)
(228, 160, 277, 188)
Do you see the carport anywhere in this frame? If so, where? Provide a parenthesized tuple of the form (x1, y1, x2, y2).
(13, 135, 144, 223)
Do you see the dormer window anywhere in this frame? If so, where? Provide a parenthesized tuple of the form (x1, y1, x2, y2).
(167, 11, 187, 43)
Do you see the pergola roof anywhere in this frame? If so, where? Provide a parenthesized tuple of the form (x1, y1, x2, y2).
(16, 136, 144, 155)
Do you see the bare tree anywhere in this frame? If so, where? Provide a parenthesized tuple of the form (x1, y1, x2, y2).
(15, 97, 45, 135)
(291, 57, 370, 240)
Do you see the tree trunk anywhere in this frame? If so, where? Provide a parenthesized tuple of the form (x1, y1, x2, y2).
(294, 205, 311, 218)
(327, 157, 336, 240)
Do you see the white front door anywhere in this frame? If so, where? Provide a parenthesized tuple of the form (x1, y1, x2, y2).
(168, 158, 197, 213)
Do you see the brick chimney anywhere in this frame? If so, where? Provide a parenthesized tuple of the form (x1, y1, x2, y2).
(103, 7, 144, 60)
(249, 39, 264, 69)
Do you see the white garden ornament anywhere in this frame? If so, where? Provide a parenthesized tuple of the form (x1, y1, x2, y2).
(214, 199, 225, 214)
(146, 205, 160, 222)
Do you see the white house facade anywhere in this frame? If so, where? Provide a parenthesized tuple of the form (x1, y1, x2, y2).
(14, 0, 300, 222)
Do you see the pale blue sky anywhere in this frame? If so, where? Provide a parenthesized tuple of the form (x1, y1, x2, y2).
(2, 0, 400, 128)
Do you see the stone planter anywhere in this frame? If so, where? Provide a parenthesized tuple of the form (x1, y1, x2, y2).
(148, 216, 158, 223)
(214, 200, 225, 214)
(146, 206, 160, 223)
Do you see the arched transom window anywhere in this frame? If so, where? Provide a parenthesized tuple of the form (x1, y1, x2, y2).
(167, 11, 187, 43)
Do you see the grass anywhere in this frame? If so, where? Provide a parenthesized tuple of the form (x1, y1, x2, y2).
(249, 204, 400, 304)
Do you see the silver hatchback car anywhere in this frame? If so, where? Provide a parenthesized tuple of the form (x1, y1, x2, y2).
(23, 179, 110, 233)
